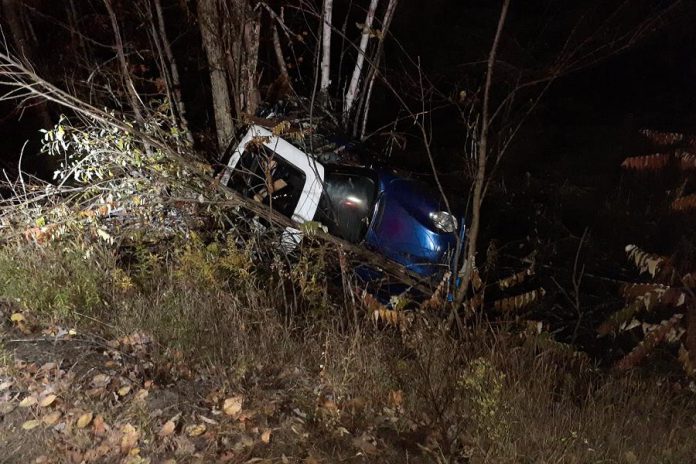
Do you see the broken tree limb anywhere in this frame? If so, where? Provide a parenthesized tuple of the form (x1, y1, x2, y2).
(0, 50, 433, 297)
(171, 194, 434, 295)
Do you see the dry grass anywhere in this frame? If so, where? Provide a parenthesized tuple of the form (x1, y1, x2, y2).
(1, 238, 695, 463)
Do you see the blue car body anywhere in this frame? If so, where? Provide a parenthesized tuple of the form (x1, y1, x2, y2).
(364, 168, 461, 279)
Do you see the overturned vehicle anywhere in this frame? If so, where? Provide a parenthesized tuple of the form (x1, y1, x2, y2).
(219, 125, 465, 288)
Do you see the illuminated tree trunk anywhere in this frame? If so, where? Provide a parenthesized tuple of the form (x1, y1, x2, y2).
(320, 0, 334, 99)
(343, 0, 379, 127)
(103, 0, 144, 122)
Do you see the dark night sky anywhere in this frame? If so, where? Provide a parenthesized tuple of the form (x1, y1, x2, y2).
(1, 0, 695, 184)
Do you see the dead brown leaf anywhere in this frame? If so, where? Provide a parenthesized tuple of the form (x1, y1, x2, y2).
(185, 423, 206, 437)
(93, 415, 108, 435)
(19, 395, 38, 408)
(77, 411, 94, 428)
(91, 374, 110, 388)
(159, 420, 176, 437)
(260, 428, 272, 444)
(83, 444, 111, 462)
(22, 419, 41, 430)
(39, 394, 57, 407)
(388, 390, 403, 408)
(120, 423, 139, 453)
(42, 411, 62, 425)
(223, 396, 243, 416)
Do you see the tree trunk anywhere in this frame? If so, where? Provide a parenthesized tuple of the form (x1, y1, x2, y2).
(103, 0, 144, 122)
(197, 0, 235, 151)
(343, 0, 379, 127)
(222, 0, 260, 118)
(241, 11, 261, 115)
(320, 0, 334, 99)
(454, 0, 511, 316)
(357, 0, 398, 138)
(153, 0, 194, 144)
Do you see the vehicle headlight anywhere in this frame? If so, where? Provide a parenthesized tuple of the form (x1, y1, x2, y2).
(429, 211, 457, 233)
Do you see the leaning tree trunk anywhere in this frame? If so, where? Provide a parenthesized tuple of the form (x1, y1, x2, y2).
(196, 0, 235, 152)
(103, 0, 144, 122)
(153, 0, 194, 144)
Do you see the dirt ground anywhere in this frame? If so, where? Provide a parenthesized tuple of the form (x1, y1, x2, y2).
(0, 311, 426, 464)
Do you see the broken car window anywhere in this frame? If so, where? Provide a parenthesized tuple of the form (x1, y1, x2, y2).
(317, 169, 377, 243)
(229, 144, 307, 219)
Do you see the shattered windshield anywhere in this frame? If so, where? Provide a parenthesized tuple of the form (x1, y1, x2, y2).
(229, 144, 307, 219)
(317, 169, 377, 243)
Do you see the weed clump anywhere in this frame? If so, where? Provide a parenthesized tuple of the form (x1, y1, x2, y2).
(0, 242, 109, 320)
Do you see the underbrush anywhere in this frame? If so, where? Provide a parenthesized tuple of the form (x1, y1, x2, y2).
(1, 238, 695, 463)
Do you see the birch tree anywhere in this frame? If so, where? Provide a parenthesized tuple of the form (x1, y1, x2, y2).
(319, 0, 334, 100)
(343, 0, 379, 127)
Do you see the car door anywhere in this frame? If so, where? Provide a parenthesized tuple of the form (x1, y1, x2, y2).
(221, 125, 325, 247)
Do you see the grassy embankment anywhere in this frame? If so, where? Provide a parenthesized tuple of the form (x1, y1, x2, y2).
(0, 238, 694, 463)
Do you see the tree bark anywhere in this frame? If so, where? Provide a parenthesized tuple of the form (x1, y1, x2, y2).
(220, 0, 260, 118)
(197, 0, 235, 151)
(343, 0, 379, 127)
(272, 23, 289, 83)
(319, 0, 334, 99)
(241, 10, 261, 115)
